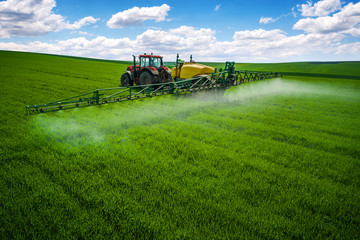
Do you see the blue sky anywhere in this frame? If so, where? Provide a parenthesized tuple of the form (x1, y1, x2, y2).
(0, 0, 359, 62)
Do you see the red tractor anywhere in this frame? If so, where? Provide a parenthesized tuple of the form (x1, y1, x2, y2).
(121, 53, 172, 87)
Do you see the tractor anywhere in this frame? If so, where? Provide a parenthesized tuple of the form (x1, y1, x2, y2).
(121, 53, 172, 87)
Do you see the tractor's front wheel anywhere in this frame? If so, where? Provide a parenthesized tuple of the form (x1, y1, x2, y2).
(139, 71, 154, 86)
(121, 73, 133, 87)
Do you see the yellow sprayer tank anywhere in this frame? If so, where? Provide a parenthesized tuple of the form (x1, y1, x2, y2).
(171, 62, 215, 79)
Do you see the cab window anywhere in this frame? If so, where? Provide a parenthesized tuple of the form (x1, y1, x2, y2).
(151, 57, 162, 68)
(140, 57, 149, 67)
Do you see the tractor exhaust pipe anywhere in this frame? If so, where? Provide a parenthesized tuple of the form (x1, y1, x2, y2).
(132, 55, 136, 76)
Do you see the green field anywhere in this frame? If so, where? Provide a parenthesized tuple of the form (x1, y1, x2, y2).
(201, 61, 360, 80)
(1, 51, 360, 239)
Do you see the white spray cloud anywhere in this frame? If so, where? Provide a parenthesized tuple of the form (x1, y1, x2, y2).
(225, 78, 350, 103)
(33, 77, 352, 150)
(35, 116, 105, 147)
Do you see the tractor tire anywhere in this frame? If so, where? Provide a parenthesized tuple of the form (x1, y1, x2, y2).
(161, 69, 173, 83)
(121, 73, 133, 87)
(139, 71, 154, 86)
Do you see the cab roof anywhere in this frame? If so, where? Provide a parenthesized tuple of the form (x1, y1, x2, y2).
(139, 55, 162, 58)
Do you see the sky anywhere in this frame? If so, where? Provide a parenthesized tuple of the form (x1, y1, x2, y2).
(0, 0, 359, 62)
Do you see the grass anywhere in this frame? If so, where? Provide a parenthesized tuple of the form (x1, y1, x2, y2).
(1, 50, 360, 239)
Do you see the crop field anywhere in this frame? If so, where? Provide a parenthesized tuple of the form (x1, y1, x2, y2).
(204, 61, 360, 80)
(0, 51, 360, 239)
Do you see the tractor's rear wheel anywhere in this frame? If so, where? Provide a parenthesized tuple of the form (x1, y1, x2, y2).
(139, 71, 154, 86)
(160, 69, 173, 83)
(121, 73, 133, 87)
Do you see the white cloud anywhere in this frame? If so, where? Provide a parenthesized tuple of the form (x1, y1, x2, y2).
(107, 4, 170, 29)
(297, 0, 341, 17)
(69, 16, 99, 30)
(228, 29, 344, 60)
(233, 29, 287, 41)
(259, 17, 278, 24)
(214, 4, 221, 11)
(0, 0, 99, 38)
(293, 2, 360, 35)
(342, 28, 360, 37)
(336, 42, 360, 54)
(71, 31, 94, 36)
(259, 7, 298, 25)
(291, 7, 298, 18)
(169, 26, 216, 39)
(134, 26, 216, 54)
(1, 26, 356, 62)
(147, 26, 162, 30)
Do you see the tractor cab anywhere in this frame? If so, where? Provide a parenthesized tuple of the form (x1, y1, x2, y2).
(139, 55, 163, 68)
(121, 53, 172, 87)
